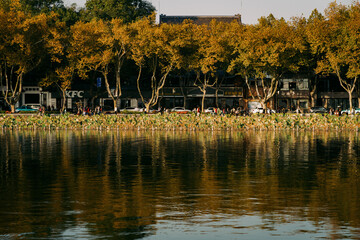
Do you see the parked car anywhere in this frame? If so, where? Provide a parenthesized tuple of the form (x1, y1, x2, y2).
(15, 105, 38, 113)
(204, 107, 216, 114)
(310, 106, 328, 114)
(147, 108, 159, 114)
(249, 107, 264, 114)
(249, 107, 275, 114)
(170, 107, 192, 114)
(119, 107, 143, 112)
(136, 107, 159, 113)
(27, 104, 41, 110)
(341, 108, 360, 115)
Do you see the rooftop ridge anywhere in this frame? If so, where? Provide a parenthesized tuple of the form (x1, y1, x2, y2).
(160, 14, 240, 18)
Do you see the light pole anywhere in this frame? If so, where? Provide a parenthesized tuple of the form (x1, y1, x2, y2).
(172, 88, 176, 108)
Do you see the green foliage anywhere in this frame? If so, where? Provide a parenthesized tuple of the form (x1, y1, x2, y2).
(19, 0, 65, 14)
(84, 0, 155, 22)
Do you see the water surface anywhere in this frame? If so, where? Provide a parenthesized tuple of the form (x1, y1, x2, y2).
(0, 130, 360, 239)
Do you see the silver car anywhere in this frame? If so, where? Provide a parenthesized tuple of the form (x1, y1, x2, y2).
(310, 106, 328, 113)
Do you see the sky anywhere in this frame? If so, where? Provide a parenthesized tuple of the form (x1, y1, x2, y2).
(63, 0, 355, 24)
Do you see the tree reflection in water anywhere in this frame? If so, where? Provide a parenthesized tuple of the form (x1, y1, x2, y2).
(0, 129, 359, 239)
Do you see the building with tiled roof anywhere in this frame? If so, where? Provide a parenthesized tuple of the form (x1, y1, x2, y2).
(159, 14, 241, 25)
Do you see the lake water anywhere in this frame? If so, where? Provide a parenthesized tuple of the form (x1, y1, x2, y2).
(0, 130, 360, 239)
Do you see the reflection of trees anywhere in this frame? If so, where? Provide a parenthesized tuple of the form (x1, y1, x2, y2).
(0, 130, 360, 238)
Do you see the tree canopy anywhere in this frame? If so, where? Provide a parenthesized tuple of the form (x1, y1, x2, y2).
(84, 0, 155, 22)
(1, 0, 360, 112)
(0, 0, 63, 112)
(311, 2, 360, 112)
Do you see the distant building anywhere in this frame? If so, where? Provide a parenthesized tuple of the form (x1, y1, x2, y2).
(159, 14, 242, 25)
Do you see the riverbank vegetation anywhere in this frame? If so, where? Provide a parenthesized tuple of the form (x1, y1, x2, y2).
(1, 114, 360, 130)
(1, 0, 359, 113)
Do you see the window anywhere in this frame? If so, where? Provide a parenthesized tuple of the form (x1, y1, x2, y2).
(299, 100, 308, 109)
(278, 81, 284, 89)
(24, 94, 40, 104)
(289, 82, 296, 90)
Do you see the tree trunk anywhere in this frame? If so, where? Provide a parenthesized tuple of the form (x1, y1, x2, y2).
(103, 70, 117, 112)
(5, 74, 23, 113)
(61, 90, 66, 113)
(201, 90, 206, 112)
(348, 91, 353, 114)
(115, 58, 122, 109)
(260, 100, 267, 114)
(116, 61, 122, 98)
(113, 99, 117, 113)
(310, 94, 317, 108)
(145, 103, 150, 113)
(309, 76, 318, 108)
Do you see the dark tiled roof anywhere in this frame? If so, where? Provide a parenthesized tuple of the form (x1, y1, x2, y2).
(159, 14, 241, 25)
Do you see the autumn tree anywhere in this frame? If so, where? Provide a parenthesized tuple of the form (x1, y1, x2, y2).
(169, 20, 200, 108)
(70, 19, 116, 110)
(111, 19, 132, 106)
(192, 20, 233, 112)
(41, 66, 74, 113)
(315, 2, 360, 113)
(130, 16, 181, 112)
(229, 15, 303, 110)
(40, 19, 75, 113)
(301, 9, 327, 107)
(70, 18, 132, 111)
(0, 0, 63, 112)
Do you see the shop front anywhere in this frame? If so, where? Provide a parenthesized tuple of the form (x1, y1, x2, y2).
(21, 86, 50, 109)
(277, 90, 310, 111)
(50, 90, 91, 111)
(319, 92, 359, 110)
(161, 86, 244, 110)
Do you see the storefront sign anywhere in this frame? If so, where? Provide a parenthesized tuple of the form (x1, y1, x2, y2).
(224, 91, 243, 97)
(66, 91, 84, 98)
(223, 87, 243, 97)
(278, 90, 309, 98)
